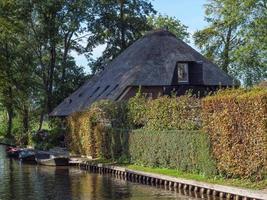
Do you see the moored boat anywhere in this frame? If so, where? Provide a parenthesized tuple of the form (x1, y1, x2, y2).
(6, 147, 21, 158)
(19, 149, 36, 164)
(35, 155, 69, 166)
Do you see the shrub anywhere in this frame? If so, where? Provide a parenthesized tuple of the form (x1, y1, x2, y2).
(128, 94, 201, 130)
(128, 129, 217, 176)
(127, 90, 147, 128)
(96, 127, 129, 160)
(30, 128, 65, 150)
(202, 88, 267, 180)
(66, 100, 130, 158)
(66, 94, 202, 158)
(66, 110, 92, 156)
(91, 100, 130, 129)
(145, 95, 201, 130)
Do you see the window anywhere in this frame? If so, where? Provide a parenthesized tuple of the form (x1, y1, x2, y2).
(90, 87, 100, 97)
(177, 63, 189, 83)
(106, 84, 119, 96)
(97, 85, 110, 97)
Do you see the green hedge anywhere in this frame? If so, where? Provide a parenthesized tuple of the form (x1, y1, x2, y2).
(128, 129, 217, 176)
(95, 126, 129, 161)
(128, 94, 201, 130)
(202, 88, 267, 180)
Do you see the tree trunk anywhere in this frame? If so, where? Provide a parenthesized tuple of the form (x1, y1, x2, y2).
(6, 87, 14, 138)
(38, 110, 44, 131)
(47, 45, 56, 113)
(119, 0, 126, 50)
(6, 107, 13, 139)
(222, 26, 232, 74)
(22, 106, 29, 134)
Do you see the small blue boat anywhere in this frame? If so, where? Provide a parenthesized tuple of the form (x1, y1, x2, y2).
(19, 149, 36, 164)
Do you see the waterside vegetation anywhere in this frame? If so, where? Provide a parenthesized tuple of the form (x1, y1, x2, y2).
(66, 87, 267, 188)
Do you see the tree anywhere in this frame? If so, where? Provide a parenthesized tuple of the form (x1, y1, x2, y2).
(27, 0, 92, 129)
(0, 0, 36, 138)
(87, 0, 156, 74)
(231, 0, 267, 85)
(194, 0, 266, 86)
(148, 14, 189, 42)
(0, 0, 92, 140)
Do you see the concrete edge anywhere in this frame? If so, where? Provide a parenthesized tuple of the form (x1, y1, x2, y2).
(76, 162, 267, 200)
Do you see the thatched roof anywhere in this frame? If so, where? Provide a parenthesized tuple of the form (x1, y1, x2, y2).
(51, 30, 236, 116)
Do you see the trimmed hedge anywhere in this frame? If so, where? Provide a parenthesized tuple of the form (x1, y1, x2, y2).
(66, 94, 201, 158)
(66, 100, 130, 158)
(66, 110, 92, 156)
(66, 88, 267, 180)
(94, 126, 129, 160)
(128, 94, 201, 130)
(128, 129, 217, 176)
(202, 88, 267, 180)
(145, 95, 201, 130)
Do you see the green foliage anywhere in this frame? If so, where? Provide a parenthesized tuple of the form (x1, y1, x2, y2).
(194, 0, 267, 86)
(67, 110, 92, 156)
(145, 95, 201, 131)
(202, 87, 267, 180)
(148, 14, 189, 42)
(0, 111, 7, 137)
(87, 0, 156, 73)
(95, 126, 129, 161)
(90, 100, 130, 129)
(66, 100, 130, 158)
(0, 0, 90, 140)
(126, 165, 267, 190)
(128, 93, 201, 130)
(127, 90, 147, 128)
(66, 99, 216, 176)
(231, 0, 267, 86)
(30, 128, 65, 150)
(66, 94, 202, 159)
(128, 129, 217, 176)
(66, 89, 267, 181)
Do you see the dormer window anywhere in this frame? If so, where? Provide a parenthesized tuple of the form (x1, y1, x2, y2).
(177, 63, 189, 83)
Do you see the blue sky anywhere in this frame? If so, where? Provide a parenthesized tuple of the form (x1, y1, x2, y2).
(75, 0, 208, 73)
(153, 0, 207, 34)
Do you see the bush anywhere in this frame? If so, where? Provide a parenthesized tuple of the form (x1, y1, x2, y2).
(127, 91, 147, 128)
(66, 110, 92, 156)
(66, 100, 130, 158)
(145, 95, 201, 130)
(202, 88, 267, 180)
(95, 126, 129, 160)
(30, 127, 65, 150)
(128, 94, 201, 130)
(128, 129, 217, 176)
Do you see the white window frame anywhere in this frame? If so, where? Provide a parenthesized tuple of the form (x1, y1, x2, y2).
(177, 63, 189, 83)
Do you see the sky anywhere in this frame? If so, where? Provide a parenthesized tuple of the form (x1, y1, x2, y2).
(74, 0, 208, 73)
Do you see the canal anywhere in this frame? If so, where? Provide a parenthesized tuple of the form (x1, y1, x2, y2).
(0, 145, 205, 200)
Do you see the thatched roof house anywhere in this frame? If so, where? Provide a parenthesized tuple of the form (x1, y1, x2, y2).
(51, 30, 236, 117)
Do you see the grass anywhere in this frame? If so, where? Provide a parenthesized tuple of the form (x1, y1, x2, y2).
(123, 165, 267, 190)
(86, 158, 267, 190)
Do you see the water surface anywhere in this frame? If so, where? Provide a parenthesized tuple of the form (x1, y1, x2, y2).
(0, 145, 205, 200)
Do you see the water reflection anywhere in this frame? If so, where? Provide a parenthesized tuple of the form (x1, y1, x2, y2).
(0, 145, 204, 200)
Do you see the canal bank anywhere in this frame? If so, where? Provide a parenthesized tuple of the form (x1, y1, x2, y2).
(2, 143, 267, 200)
(73, 161, 267, 200)
(0, 144, 207, 200)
